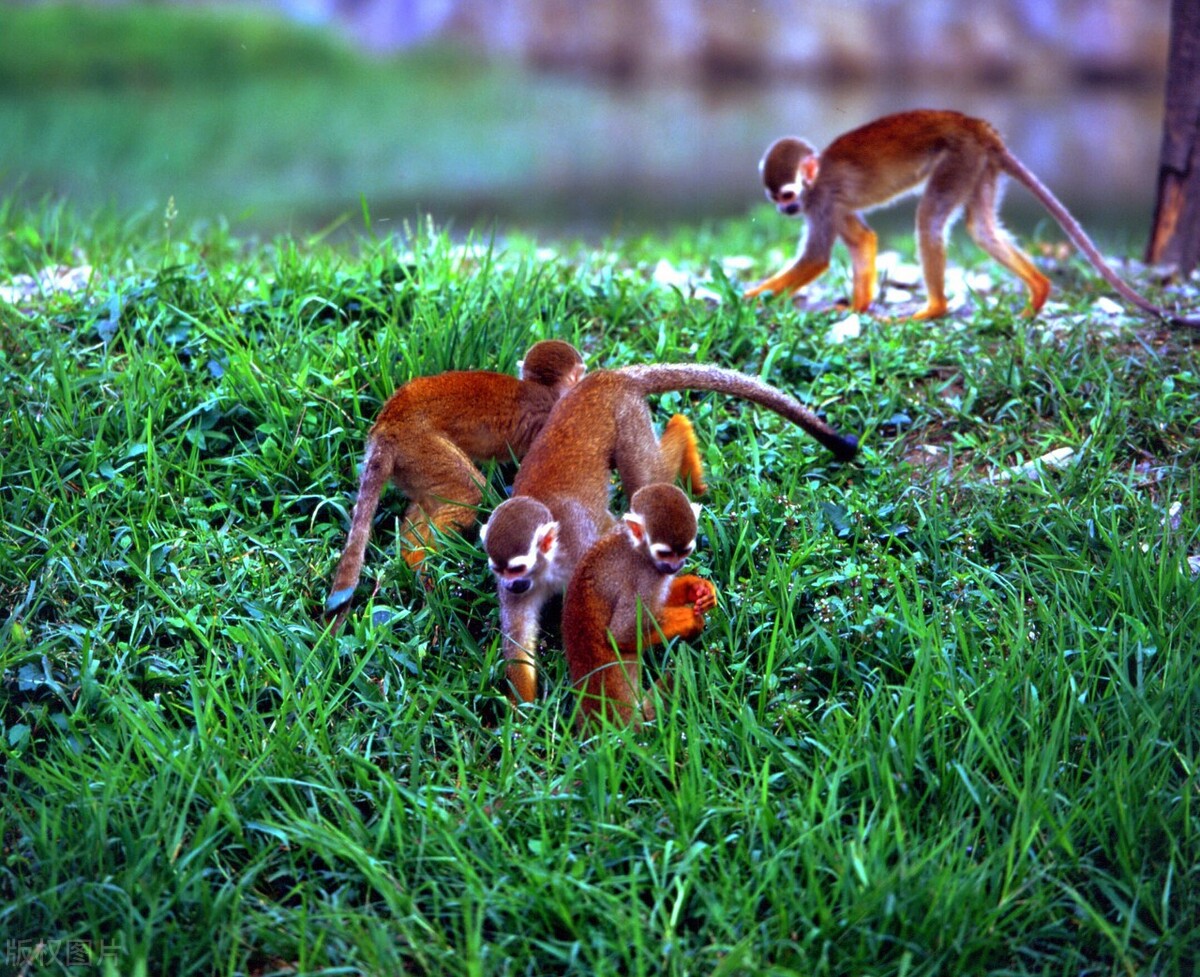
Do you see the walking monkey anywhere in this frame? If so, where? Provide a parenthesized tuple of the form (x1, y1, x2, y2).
(746, 109, 1199, 326)
(481, 362, 857, 703)
(325, 339, 585, 623)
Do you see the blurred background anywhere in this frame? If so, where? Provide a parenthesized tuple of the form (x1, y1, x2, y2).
(0, 0, 1173, 245)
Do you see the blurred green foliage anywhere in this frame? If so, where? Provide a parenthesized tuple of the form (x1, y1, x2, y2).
(0, 2, 364, 89)
(0, 4, 541, 235)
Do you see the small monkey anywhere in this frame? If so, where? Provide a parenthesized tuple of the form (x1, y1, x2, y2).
(746, 109, 1198, 326)
(482, 362, 856, 703)
(562, 483, 717, 729)
(325, 339, 585, 622)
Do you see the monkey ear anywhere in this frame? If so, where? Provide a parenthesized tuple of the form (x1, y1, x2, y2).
(478, 516, 492, 545)
(622, 511, 647, 545)
(691, 502, 702, 521)
(800, 154, 819, 187)
(534, 521, 559, 557)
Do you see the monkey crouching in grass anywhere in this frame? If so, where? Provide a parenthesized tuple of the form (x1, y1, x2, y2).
(562, 483, 717, 730)
(746, 108, 1199, 327)
(325, 339, 586, 627)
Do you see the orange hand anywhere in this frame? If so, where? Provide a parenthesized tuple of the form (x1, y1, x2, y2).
(669, 574, 717, 613)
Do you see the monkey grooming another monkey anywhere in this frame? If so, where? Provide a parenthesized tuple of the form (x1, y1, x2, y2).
(562, 483, 716, 729)
(325, 339, 585, 623)
(481, 361, 856, 703)
(746, 109, 1199, 326)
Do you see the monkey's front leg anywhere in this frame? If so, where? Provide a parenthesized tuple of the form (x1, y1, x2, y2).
(641, 576, 718, 719)
(743, 257, 830, 300)
(498, 598, 544, 704)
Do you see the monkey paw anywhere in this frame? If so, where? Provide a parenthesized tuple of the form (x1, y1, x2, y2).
(900, 300, 950, 322)
(688, 580, 717, 614)
(669, 574, 717, 613)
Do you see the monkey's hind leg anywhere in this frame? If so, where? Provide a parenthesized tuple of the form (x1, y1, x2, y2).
(574, 651, 644, 729)
(909, 158, 981, 320)
(965, 174, 1051, 317)
(397, 441, 488, 571)
(659, 414, 708, 495)
(839, 214, 879, 313)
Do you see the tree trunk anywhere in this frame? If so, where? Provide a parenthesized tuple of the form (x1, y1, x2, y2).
(1146, 0, 1200, 275)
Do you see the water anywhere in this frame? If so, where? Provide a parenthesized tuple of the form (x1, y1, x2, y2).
(0, 69, 1164, 248)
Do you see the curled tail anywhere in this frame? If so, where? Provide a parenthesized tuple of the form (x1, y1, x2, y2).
(998, 149, 1170, 321)
(617, 363, 859, 461)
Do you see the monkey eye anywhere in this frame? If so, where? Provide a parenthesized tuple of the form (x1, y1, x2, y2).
(490, 559, 525, 576)
(651, 542, 694, 562)
(777, 188, 797, 204)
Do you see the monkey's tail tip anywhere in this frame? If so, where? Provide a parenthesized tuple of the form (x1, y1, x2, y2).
(324, 586, 356, 618)
(828, 434, 859, 462)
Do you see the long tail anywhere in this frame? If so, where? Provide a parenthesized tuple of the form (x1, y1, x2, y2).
(616, 363, 859, 461)
(325, 437, 390, 617)
(999, 149, 1173, 322)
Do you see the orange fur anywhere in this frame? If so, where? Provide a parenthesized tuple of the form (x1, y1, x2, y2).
(327, 341, 584, 623)
(561, 485, 716, 729)
(482, 361, 855, 704)
(747, 109, 1191, 323)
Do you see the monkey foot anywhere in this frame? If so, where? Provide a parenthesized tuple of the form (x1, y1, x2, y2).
(904, 300, 950, 321)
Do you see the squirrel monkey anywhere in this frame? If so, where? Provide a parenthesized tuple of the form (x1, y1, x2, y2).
(562, 483, 717, 729)
(325, 339, 585, 622)
(479, 411, 702, 704)
(746, 108, 1199, 326)
(481, 362, 857, 703)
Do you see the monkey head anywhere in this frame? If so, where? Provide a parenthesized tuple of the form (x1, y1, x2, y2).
(759, 137, 819, 216)
(480, 496, 560, 596)
(621, 484, 700, 575)
(518, 339, 586, 394)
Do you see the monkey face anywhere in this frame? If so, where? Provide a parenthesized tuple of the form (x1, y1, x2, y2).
(489, 555, 541, 595)
(500, 574, 533, 595)
(625, 485, 700, 575)
(760, 136, 817, 215)
(770, 182, 802, 216)
(481, 499, 560, 596)
(647, 541, 694, 576)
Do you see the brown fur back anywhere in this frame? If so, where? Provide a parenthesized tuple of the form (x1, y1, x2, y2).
(373, 371, 555, 461)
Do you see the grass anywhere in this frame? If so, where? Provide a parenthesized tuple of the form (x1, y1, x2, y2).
(2, 197, 1199, 976)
